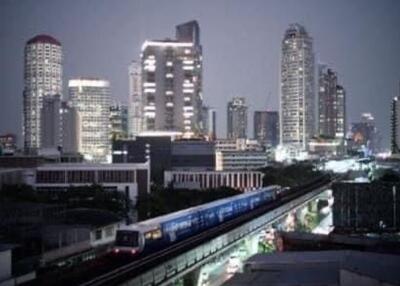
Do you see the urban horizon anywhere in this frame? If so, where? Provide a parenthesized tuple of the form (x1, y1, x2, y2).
(1, 0, 400, 149)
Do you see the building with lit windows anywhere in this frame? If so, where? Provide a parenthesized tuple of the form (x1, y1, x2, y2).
(23, 34, 63, 153)
(68, 78, 111, 162)
(227, 97, 248, 139)
(128, 61, 142, 137)
(110, 102, 128, 140)
(141, 21, 203, 137)
(164, 170, 264, 192)
(280, 24, 315, 150)
(318, 65, 346, 141)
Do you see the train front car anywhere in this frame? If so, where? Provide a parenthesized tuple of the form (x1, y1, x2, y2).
(113, 225, 144, 255)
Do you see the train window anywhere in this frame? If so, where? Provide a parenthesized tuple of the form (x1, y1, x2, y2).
(152, 229, 162, 239)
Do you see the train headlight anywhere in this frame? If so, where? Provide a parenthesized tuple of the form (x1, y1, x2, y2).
(131, 249, 136, 255)
(114, 248, 120, 254)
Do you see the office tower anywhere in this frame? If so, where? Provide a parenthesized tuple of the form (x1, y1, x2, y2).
(41, 94, 61, 149)
(23, 34, 63, 153)
(141, 20, 203, 137)
(318, 65, 346, 140)
(110, 102, 129, 140)
(128, 61, 142, 137)
(254, 111, 279, 147)
(280, 24, 315, 149)
(392, 96, 400, 154)
(227, 97, 248, 139)
(202, 106, 217, 140)
(69, 78, 111, 162)
(61, 101, 81, 154)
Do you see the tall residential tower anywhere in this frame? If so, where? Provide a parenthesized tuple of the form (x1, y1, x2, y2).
(280, 24, 315, 150)
(23, 34, 63, 153)
(141, 21, 203, 137)
(227, 97, 248, 139)
(318, 65, 346, 140)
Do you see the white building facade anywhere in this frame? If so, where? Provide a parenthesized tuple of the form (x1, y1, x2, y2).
(141, 21, 203, 137)
(280, 24, 315, 151)
(23, 35, 63, 153)
(68, 78, 111, 162)
(128, 61, 143, 137)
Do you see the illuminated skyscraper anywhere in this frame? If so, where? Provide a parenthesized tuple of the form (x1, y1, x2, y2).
(318, 65, 346, 140)
(227, 97, 248, 139)
(280, 24, 315, 150)
(69, 78, 111, 162)
(141, 21, 203, 137)
(23, 34, 63, 153)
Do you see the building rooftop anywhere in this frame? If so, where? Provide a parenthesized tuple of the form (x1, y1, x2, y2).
(27, 34, 61, 46)
(225, 251, 400, 286)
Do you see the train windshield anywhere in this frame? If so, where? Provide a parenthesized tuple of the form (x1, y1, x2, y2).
(115, 230, 139, 247)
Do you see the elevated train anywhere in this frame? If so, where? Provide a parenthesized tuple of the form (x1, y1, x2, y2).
(114, 175, 330, 255)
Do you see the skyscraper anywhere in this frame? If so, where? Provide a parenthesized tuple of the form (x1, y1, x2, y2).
(60, 101, 81, 154)
(254, 111, 279, 147)
(391, 95, 400, 154)
(110, 102, 129, 140)
(202, 106, 217, 140)
(227, 97, 248, 139)
(141, 21, 203, 137)
(128, 61, 142, 137)
(280, 24, 315, 150)
(23, 34, 63, 153)
(318, 65, 346, 140)
(69, 78, 111, 162)
(41, 94, 62, 149)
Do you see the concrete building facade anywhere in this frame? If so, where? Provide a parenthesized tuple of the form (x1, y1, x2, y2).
(280, 24, 315, 150)
(69, 78, 111, 162)
(23, 35, 63, 153)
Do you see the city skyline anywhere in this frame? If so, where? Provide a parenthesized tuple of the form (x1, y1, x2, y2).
(1, 0, 400, 147)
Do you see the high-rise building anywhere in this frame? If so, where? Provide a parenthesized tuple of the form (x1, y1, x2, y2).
(202, 106, 217, 140)
(40, 94, 80, 153)
(141, 21, 203, 137)
(227, 97, 248, 139)
(41, 94, 62, 149)
(60, 101, 81, 154)
(318, 65, 346, 140)
(69, 78, 111, 162)
(23, 34, 63, 153)
(254, 111, 279, 147)
(110, 103, 129, 140)
(391, 96, 400, 154)
(128, 61, 142, 137)
(280, 24, 315, 150)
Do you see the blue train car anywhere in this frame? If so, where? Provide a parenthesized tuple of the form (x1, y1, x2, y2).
(114, 186, 279, 255)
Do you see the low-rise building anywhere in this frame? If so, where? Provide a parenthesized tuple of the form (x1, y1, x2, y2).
(25, 162, 150, 201)
(164, 170, 264, 191)
(215, 151, 268, 171)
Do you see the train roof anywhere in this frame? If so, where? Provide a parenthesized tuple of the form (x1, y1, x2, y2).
(134, 185, 280, 229)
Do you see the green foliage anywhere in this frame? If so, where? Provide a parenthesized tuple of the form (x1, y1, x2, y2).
(0, 184, 127, 216)
(260, 162, 322, 187)
(137, 186, 241, 220)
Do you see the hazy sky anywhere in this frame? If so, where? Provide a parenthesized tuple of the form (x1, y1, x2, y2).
(1, 0, 400, 147)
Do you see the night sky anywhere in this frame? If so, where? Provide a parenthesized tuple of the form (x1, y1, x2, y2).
(1, 0, 400, 148)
